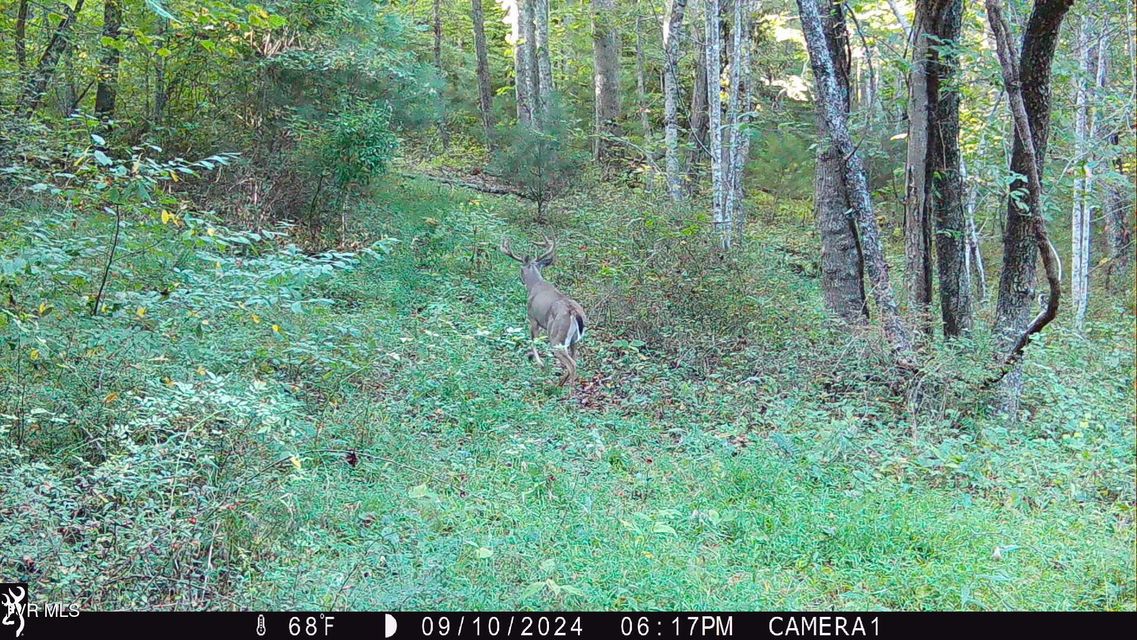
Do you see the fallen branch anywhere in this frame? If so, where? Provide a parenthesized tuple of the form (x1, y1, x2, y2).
(400, 170, 529, 199)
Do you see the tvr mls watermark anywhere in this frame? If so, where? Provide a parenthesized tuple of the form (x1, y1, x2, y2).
(2, 583, 80, 638)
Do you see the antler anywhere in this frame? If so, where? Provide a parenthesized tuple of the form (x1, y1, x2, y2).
(535, 235, 556, 266)
(499, 238, 525, 263)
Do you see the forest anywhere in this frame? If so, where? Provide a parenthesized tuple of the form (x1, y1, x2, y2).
(0, 0, 1133, 611)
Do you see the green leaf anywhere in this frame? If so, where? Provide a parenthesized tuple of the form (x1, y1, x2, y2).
(520, 581, 545, 599)
(93, 150, 113, 167)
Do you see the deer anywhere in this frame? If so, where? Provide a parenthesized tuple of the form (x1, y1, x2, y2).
(500, 236, 587, 387)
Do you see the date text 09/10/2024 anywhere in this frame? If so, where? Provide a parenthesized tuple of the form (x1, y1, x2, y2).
(416, 615, 733, 638)
(407, 615, 878, 638)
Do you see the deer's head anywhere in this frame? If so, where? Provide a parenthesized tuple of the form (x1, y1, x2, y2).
(499, 236, 556, 287)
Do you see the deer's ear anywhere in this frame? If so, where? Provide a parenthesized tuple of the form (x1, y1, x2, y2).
(535, 254, 555, 268)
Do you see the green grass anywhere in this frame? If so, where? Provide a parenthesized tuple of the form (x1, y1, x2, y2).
(2, 176, 1134, 611)
(240, 179, 1135, 610)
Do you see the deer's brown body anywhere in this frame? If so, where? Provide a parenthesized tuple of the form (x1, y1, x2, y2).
(501, 237, 587, 387)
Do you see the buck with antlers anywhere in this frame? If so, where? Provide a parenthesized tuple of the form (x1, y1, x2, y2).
(500, 236, 587, 387)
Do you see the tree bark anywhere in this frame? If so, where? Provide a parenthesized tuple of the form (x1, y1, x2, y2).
(706, 0, 727, 247)
(534, 0, 553, 125)
(730, 0, 754, 237)
(433, 0, 450, 150)
(592, 0, 622, 168)
(845, 9, 879, 115)
(1070, 16, 1094, 331)
(471, 0, 496, 146)
(687, 24, 709, 191)
(797, 0, 914, 362)
(663, 0, 688, 201)
(903, 1, 939, 339)
(15, 0, 29, 76)
(928, 0, 970, 337)
(961, 160, 987, 302)
(887, 0, 912, 39)
(1103, 129, 1132, 290)
(95, 0, 122, 123)
(1097, 31, 1131, 291)
(154, 18, 169, 125)
(722, 0, 746, 242)
(509, 0, 536, 126)
(18, 0, 86, 116)
(814, 0, 868, 325)
(987, 0, 1070, 408)
(634, 8, 651, 139)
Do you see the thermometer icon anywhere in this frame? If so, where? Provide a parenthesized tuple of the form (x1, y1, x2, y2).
(256, 614, 266, 636)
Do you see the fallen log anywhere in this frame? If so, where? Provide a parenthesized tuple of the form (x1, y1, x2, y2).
(399, 170, 530, 200)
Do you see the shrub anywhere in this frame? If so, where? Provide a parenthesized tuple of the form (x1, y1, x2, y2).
(491, 100, 585, 222)
(287, 101, 399, 238)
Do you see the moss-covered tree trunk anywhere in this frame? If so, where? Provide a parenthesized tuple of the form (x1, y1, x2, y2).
(813, 0, 868, 326)
(797, 0, 914, 362)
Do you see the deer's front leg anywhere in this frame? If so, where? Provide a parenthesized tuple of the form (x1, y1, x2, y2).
(528, 319, 544, 366)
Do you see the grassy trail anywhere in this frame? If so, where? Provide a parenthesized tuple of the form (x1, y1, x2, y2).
(235, 179, 1134, 610)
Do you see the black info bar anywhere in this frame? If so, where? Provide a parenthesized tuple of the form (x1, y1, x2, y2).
(9, 611, 1134, 639)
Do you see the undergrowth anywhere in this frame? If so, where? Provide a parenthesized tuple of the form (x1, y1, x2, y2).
(1, 174, 1133, 610)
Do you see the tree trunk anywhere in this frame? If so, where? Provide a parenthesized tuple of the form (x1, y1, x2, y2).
(662, 0, 688, 201)
(814, 0, 868, 325)
(730, 0, 754, 239)
(510, 0, 536, 126)
(928, 0, 971, 337)
(634, 9, 651, 139)
(18, 0, 86, 116)
(1070, 16, 1094, 331)
(1103, 130, 1132, 290)
(887, 0, 912, 39)
(592, 0, 622, 168)
(95, 0, 122, 123)
(534, 0, 553, 125)
(471, 0, 496, 147)
(706, 0, 727, 247)
(1097, 31, 1131, 291)
(433, 0, 450, 150)
(154, 19, 169, 125)
(797, 0, 914, 362)
(15, 0, 29, 77)
(961, 160, 987, 302)
(988, 0, 1071, 413)
(722, 0, 745, 242)
(687, 25, 709, 191)
(847, 11, 879, 115)
(903, 2, 934, 338)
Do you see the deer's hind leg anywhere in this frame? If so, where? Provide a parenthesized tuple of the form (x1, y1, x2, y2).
(528, 318, 544, 366)
(552, 348, 577, 387)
